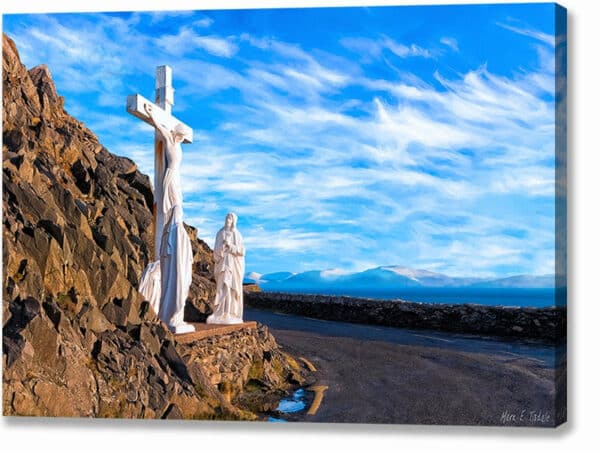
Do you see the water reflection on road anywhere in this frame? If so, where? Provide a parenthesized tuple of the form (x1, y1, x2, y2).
(268, 388, 308, 422)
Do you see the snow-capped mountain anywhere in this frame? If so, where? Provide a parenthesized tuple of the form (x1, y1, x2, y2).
(244, 266, 554, 290)
(469, 274, 555, 288)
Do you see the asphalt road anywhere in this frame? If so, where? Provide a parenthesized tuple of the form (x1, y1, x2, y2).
(246, 307, 566, 426)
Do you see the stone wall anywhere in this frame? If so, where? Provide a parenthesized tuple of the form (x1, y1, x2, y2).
(245, 292, 566, 342)
(177, 324, 305, 415)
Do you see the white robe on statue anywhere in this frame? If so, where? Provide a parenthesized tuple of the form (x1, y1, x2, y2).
(138, 105, 194, 334)
(207, 213, 245, 324)
(158, 205, 193, 331)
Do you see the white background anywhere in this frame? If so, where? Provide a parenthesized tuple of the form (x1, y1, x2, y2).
(0, 0, 598, 452)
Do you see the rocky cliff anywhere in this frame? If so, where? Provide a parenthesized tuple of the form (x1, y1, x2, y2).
(2, 34, 303, 419)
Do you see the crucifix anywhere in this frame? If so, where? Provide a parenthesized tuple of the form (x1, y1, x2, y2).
(128, 66, 195, 334)
(126, 65, 193, 261)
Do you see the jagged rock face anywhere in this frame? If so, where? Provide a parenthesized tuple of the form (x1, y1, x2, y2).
(3, 33, 152, 317)
(2, 34, 290, 419)
(3, 295, 222, 418)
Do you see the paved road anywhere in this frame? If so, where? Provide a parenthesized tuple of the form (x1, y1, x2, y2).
(246, 308, 562, 367)
(246, 308, 566, 426)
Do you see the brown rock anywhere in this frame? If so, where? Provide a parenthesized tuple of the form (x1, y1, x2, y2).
(79, 305, 115, 333)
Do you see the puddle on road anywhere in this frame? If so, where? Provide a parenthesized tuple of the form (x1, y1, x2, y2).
(268, 388, 308, 422)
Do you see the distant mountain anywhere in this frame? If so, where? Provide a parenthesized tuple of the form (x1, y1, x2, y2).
(261, 271, 296, 282)
(243, 271, 295, 285)
(245, 266, 555, 291)
(469, 274, 555, 288)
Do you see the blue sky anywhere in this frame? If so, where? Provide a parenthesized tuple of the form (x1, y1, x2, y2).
(3, 4, 564, 277)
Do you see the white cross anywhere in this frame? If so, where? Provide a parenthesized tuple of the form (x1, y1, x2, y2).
(126, 65, 193, 261)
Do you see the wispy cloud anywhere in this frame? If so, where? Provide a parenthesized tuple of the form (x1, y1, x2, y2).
(3, 8, 560, 277)
(173, 29, 555, 274)
(497, 22, 556, 46)
(141, 10, 196, 25)
(383, 37, 433, 58)
(156, 28, 238, 58)
(194, 17, 214, 28)
(341, 35, 433, 61)
(440, 37, 459, 52)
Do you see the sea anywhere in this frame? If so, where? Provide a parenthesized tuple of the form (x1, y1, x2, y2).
(261, 286, 565, 308)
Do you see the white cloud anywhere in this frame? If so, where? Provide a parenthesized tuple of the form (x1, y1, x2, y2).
(383, 37, 432, 58)
(8, 13, 163, 101)
(339, 37, 382, 60)
(440, 37, 459, 52)
(193, 35, 238, 58)
(141, 10, 196, 25)
(497, 22, 556, 46)
(243, 228, 367, 257)
(340, 35, 434, 61)
(194, 17, 214, 28)
(242, 33, 352, 95)
(490, 167, 556, 197)
(156, 28, 238, 58)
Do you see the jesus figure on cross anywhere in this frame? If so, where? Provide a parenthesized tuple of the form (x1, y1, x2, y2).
(132, 66, 195, 334)
(145, 103, 194, 334)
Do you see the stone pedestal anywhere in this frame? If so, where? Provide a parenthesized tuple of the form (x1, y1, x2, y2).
(174, 321, 257, 343)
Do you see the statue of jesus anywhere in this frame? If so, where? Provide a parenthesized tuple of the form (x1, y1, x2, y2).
(143, 103, 194, 334)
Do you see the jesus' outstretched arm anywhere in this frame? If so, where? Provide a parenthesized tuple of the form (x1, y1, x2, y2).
(144, 104, 173, 145)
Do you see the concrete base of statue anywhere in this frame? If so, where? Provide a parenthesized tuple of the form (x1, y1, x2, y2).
(206, 314, 244, 325)
(174, 321, 257, 343)
(169, 323, 196, 334)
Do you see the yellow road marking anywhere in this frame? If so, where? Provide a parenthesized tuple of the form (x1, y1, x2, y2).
(299, 356, 317, 372)
(284, 354, 301, 371)
(306, 385, 328, 415)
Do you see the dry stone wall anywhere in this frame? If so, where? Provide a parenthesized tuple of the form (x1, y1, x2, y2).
(245, 291, 566, 342)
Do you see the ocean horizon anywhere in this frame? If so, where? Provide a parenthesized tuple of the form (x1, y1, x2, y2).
(259, 286, 564, 308)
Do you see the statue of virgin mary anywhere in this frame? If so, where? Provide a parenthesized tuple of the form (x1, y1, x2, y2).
(207, 212, 245, 325)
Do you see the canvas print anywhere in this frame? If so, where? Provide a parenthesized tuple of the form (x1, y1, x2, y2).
(2, 2, 566, 426)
